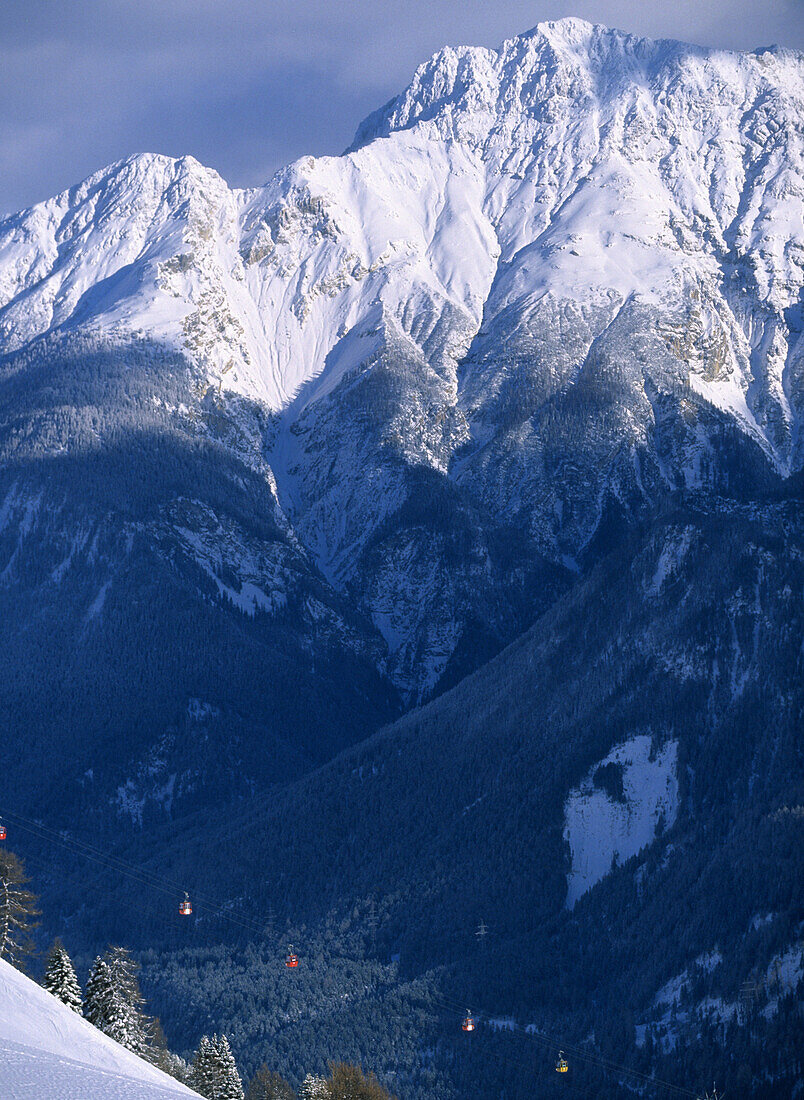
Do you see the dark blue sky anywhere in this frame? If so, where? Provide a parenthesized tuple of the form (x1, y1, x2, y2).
(3, 0, 802, 215)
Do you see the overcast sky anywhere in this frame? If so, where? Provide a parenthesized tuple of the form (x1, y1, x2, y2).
(2, 0, 802, 215)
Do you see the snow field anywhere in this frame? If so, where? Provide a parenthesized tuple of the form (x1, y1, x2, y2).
(563, 735, 679, 907)
(0, 958, 200, 1099)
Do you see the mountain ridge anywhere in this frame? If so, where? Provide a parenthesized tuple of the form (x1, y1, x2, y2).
(1, 16, 802, 700)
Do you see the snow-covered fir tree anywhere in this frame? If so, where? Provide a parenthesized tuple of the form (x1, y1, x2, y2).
(192, 1034, 244, 1099)
(85, 958, 115, 1029)
(84, 950, 149, 1056)
(212, 1034, 244, 1100)
(105, 945, 152, 1053)
(42, 939, 83, 1014)
(299, 1074, 331, 1099)
(191, 1035, 218, 1098)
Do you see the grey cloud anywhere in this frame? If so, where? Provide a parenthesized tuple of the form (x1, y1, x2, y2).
(1, 0, 802, 214)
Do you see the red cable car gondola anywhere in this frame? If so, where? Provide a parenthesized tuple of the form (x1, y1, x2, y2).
(179, 892, 192, 916)
(286, 945, 299, 968)
(0, 823, 6, 841)
(462, 1011, 475, 1032)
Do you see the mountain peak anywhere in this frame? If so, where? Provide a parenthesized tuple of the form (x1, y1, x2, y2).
(349, 17, 789, 151)
(348, 20, 645, 149)
(520, 15, 600, 43)
(1, 17, 802, 467)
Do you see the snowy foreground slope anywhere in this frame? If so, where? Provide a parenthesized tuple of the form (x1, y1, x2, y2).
(0, 958, 199, 1099)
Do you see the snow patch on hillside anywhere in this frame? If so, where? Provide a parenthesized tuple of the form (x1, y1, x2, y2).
(564, 735, 679, 907)
(650, 526, 695, 595)
(762, 941, 804, 1019)
(0, 958, 199, 1098)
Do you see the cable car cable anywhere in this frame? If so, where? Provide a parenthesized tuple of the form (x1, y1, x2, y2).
(470, 1010, 683, 1099)
(0, 805, 707, 1096)
(0, 810, 197, 897)
(432, 990, 689, 1095)
(0, 807, 268, 930)
(426, 992, 698, 1098)
(0, 810, 271, 938)
(0, 806, 269, 936)
(360, 997, 597, 1099)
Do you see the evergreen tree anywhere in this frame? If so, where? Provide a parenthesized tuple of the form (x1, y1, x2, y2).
(299, 1075, 330, 1100)
(246, 1065, 296, 1099)
(85, 950, 149, 1056)
(85, 957, 115, 1030)
(192, 1034, 244, 1099)
(0, 849, 39, 970)
(212, 1033, 244, 1100)
(104, 945, 152, 1054)
(191, 1035, 218, 1099)
(42, 938, 83, 1014)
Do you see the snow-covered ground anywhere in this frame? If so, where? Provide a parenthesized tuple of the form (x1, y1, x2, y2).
(636, 937, 803, 1049)
(0, 958, 199, 1099)
(564, 735, 679, 907)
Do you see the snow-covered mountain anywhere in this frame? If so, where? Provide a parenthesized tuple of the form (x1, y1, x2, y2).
(3, 21, 802, 432)
(0, 958, 199, 1098)
(0, 18, 802, 749)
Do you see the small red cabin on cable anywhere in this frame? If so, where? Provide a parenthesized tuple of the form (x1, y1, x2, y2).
(179, 893, 192, 916)
(286, 946, 299, 968)
(462, 1012, 475, 1032)
(0, 823, 6, 841)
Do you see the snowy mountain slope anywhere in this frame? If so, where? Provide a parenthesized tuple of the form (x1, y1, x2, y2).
(0, 337, 399, 823)
(1, 19, 801, 698)
(0, 18, 802, 703)
(0, 958, 199, 1099)
(3, 21, 802, 432)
